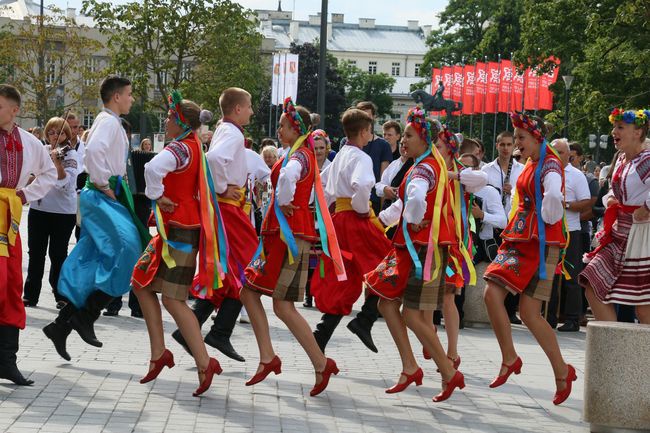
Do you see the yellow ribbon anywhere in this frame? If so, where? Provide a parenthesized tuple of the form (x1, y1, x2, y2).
(334, 198, 385, 234)
(0, 188, 22, 257)
(423, 148, 449, 281)
(217, 187, 247, 208)
(448, 161, 477, 285)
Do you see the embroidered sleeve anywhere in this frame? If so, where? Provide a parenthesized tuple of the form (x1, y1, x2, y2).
(635, 150, 650, 183)
(411, 164, 437, 192)
(164, 141, 191, 171)
(289, 149, 311, 180)
(541, 157, 563, 182)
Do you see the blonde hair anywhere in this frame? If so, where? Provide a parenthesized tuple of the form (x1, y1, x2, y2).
(43, 117, 73, 144)
(219, 87, 251, 116)
(261, 145, 279, 159)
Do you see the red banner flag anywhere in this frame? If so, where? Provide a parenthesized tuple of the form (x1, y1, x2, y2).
(510, 67, 525, 112)
(538, 58, 560, 110)
(473, 63, 488, 114)
(442, 66, 453, 100)
(451, 66, 463, 114)
(485, 62, 500, 114)
(524, 68, 541, 111)
(430, 68, 443, 116)
(462, 65, 475, 115)
(499, 60, 513, 113)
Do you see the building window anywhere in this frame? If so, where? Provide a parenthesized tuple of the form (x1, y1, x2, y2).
(368, 61, 377, 75)
(391, 62, 401, 76)
(158, 112, 166, 133)
(415, 63, 422, 76)
(84, 57, 98, 86)
(45, 57, 57, 85)
(348, 60, 357, 68)
(83, 110, 94, 129)
(181, 62, 192, 81)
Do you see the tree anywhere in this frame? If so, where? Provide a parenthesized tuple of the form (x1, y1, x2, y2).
(82, 0, 264, 118)
(288, 42, 347, 138)
(338, 61, 396, 119)
(0, 8, 103, 125)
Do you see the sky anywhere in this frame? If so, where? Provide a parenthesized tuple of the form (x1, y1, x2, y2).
(52, 0, 448, 27)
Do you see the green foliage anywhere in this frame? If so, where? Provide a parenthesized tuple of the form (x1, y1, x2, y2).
(0, 8, 103, 125)
(82, 0, 264, 121)
(338, 61, 396, 119)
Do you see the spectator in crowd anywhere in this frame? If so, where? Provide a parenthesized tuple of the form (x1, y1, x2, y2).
(475, 139, 486, 167)
(22, 117, 79, 309)
(375, 136, 412, 217)
(382, 120, 402, 161)
(140, 138, 153, 152)
(200, 129, 213, 150)
(312, 129, 331, 171)
(548, 139, 591, 331)
(355, 101, 393, 214)
(260, 145, 278, 169)
(28, 126, 44, 142)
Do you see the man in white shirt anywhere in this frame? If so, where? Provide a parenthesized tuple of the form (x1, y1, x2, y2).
(550, 139, 592, 332)
(0, 84, 56, 385)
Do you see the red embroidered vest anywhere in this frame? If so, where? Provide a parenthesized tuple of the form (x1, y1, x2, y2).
(261, 147, 317, 240)
(501, 153, 566, 247)
(393, 156, 454, 247)
(161, 136, 201, 228)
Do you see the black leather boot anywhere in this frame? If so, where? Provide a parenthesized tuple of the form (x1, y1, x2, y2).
(0, 326, 34, 386)
(313, 313, 342, 353)
(204, 298, 245, 362)
(43, 318, 73, 361)
(347, 295, 379, 353)
(69, 290, 114, 348)
(171, 298, 215, 355)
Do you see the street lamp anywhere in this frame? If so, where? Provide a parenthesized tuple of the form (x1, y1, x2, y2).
(562, 75, 574, 139)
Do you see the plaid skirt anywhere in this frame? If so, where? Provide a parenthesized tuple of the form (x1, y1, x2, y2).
(484, 240, 560, 302)
(245, 234, 311, 302)
(365, 245, 449, 311)
(132, 227, 200, 301)
(580, 213, 650, 305)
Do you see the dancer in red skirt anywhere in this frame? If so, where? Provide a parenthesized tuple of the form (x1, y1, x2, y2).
(242, 98, 345, 396)
(309, 108, 392, 352)
(581, 108, 650, 322)
(483, 112, 576, 405)
(365, 108, 465, 402)
(132, 92, 222, 397)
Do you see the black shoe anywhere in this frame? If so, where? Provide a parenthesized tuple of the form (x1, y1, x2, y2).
(130, 310, 143, 318)
(313, 313, 342, 353)
(102, 310, 118, 317)
(55, 301, 67, 310)
(509, 313, 522, 325)
(303, 299, 313, 308)
(0, 363, 34, 385)
(43, 322, 72, 361)
(0, 326, 34, 386)
(69, 313, 102, 347)
(204, 332, 245, 362)
(557, 320, 580, 332)
(22, 298, 37, 307)
(171, 329, 192, 356)
(347, 318, 378, 353)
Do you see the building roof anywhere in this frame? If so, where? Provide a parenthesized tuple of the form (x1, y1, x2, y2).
(260, 21, 429, 56)
(0, 0, 93, 26)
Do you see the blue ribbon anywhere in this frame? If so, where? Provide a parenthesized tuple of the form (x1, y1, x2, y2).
(115, 175, 122, 197)
(151, 200, 193, 254)
(204, 160, 229, 274)
(402, 149, 432, 279)
(535, 139, 548, 280)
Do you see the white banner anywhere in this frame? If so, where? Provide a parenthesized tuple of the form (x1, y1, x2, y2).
(271, 53, 299, 105)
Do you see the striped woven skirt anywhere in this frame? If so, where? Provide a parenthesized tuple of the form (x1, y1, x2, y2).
(580, 212, 650, 305)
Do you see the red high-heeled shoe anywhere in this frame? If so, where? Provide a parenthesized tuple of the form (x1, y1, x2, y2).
(489, 356, 522, 388)
(193, 357, 223, 397)
(433, 370, 465, 402)
(553, 364, 577, 405)
(245, 355, 282, 386)
(423, 348, 431, 360)
(310, 358, 339, 397)
(385, 367, 424, 394)
(437, 355, 461, 372)
(140, 349, 175, 384)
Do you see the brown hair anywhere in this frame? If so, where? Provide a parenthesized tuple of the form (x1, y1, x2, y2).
(99, 76, 131, 104)
(43, 117, 73, 143)
(219, 87, 251, 116)
(342, 108, 373, 138)
(356, 101, 378, 117)
(382, 120, 401, 135)
(459, 153, 480, 168)
(0, 84, 21, 106)
(178, 100, 202, 130)
(460, 138, 480, 155)
(496, 130, 514, 143)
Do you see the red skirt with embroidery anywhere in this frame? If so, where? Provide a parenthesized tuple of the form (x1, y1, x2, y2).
(310, 210, 391, 315)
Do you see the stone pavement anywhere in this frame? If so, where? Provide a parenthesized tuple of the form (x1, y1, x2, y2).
(0, 209, 589, 433)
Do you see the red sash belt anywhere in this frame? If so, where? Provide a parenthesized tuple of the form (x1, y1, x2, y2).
(586, 203, 639, 259)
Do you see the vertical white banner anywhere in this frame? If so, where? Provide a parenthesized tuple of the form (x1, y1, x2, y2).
(271, 53, 299, 105)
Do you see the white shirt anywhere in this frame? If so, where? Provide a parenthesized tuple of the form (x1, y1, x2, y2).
(605, 150, 650, 210)
(31, 146, 79, 214)
(379, 164, 436, 227)
(319, 158, 331, 172)
(278, 146, 290, 159)
(541, 167, 564, 225)
(84, 110, 129, 186)
(473, 185, 507, 240)
(75, 139, 86, 169)
(375, 158, 406, 198)
(245, 148, 271, 184)
(276, 150, 311, 206)
(564, 164, 591, 231)
(482, 158, 525, 214)
(458, 167, 488, 193)
(206, 122, 247, 194)
(0, 127, 56, 203)
(323, 145, 375, 214)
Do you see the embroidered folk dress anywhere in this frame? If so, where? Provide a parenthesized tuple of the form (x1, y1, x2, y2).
(580, 149, 650, 305)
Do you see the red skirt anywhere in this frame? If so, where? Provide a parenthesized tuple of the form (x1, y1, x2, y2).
(310, 210, 391, 315)
(215, 202, 258, 302)
(0, 234, 25, 329)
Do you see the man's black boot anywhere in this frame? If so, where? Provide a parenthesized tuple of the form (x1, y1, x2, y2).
(43, 319, 73, 361)
(0, 326, 34, 386)
(313, 313, 342, 353)
(204, 298, 245, 362)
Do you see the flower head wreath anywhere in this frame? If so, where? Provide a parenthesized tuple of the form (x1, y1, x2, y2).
(439, 124, 461, 155)
(167, 90, 190, 131)
(609, 108, 650, 127)
(406, 107, 439, 148)
(312, 129, 330, 145)
(510, 111, 544, 143)
(283, 97, 308, 136)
